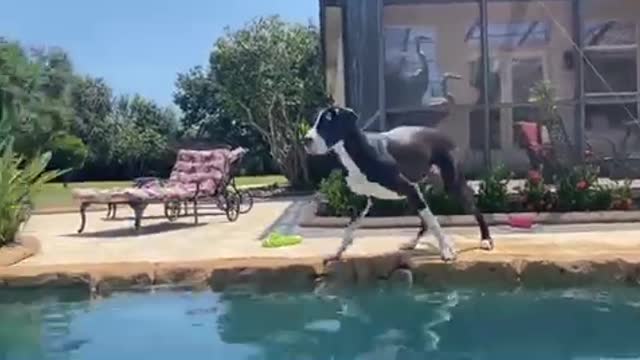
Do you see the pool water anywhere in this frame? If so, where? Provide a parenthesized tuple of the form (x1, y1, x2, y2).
(2, 286, 640, 360)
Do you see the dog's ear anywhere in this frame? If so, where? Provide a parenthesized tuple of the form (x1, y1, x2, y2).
(335, 107, 359, 124)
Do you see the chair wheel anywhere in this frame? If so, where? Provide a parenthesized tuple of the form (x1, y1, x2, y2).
(225, 193, 241, 222)
(164, 201, 181, 221)
(238, 191, 254, 214)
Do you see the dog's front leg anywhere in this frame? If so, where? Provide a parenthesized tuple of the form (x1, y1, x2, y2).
(420, 203, 456, 261)
(326, 197, 373, 264)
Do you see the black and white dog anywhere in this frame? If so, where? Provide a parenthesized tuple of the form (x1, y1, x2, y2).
(304, 106, 493, 262)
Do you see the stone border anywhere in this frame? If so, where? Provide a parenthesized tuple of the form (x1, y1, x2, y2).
(298, 201, 640, 228)
(0, 235, 40, 267)
(1, 254, 640, 295)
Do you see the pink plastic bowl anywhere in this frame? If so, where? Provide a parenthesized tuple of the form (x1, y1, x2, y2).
(508, 214, 535, 229)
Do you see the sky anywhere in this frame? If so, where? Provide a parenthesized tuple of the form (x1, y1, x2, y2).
(0, 0, 319, 107)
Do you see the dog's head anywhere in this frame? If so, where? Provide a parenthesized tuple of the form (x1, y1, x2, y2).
(303, 106, 358, 155)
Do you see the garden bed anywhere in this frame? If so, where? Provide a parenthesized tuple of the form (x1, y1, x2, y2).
(306, 167, 640, 228)
(299, 200, 640, 228)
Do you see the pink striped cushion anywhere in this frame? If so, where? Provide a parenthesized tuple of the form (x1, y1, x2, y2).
(71, 147, 245, 203)
(166, 149, 233, 194)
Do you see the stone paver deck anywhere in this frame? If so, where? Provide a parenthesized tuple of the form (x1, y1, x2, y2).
(2, 198, 640, 290)
(13, 199, 640, 265)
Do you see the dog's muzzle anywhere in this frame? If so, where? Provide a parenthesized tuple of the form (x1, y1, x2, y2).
(303, 129, 329, 155)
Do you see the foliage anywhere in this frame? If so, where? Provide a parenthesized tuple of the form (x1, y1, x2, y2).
(2, 40, 181, 182)
(0, 42, 74, 158)
(317, 170, 465, 217)
(555, 165, 599, 211)
(173, 65, 275, 175)
(476, 165, 511, 213)
(316, 166, 636, 218)
(518, 170, 555, 212)
(422, 184, 466, 215)
(611, 179, 634, 210)
(69, 76, 115, 169)
(0, 140, 65, 245)
(48, 132, 88, 182)
(529, 80, 558, 119)
(0, 101, 66, 246)
(213, 15, 329, 188)
(318, 170, 366, 217)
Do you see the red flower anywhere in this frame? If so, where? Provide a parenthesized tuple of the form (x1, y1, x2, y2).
(528, 170, 542, 185)
(576, 180, 589, 191)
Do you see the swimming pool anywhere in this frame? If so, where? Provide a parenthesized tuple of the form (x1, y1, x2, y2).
(1, 286, 640, 359)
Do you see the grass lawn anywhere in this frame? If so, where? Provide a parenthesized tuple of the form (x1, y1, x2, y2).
(33, 175, 287, 210)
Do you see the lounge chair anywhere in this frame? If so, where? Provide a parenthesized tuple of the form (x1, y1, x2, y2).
(514, 121, 631, 179)
(72, 147, 247, 233)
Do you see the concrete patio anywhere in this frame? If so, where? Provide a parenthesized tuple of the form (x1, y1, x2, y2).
(2, 197, 640, 291)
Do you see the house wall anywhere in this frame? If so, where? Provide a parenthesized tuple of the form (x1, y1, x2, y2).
(322, 0, 640, 174)
(383, 1, 575, 172)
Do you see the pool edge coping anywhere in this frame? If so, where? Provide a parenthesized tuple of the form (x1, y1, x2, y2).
(2, 254, 640, 294)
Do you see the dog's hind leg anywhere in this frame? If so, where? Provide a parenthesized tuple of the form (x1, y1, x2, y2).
(327, 197, 373, 263)
(400, 214, 427, 251)
(442, 157, 493, 251)
(454, 182, 493, 250)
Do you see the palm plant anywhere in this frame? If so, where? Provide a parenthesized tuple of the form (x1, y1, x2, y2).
(0, 96, 66, 246)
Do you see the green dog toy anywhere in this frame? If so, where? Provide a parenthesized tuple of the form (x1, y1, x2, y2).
(262, 232, 303, 248)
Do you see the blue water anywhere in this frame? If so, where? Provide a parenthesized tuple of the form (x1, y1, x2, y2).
(2, 286, 640, 359)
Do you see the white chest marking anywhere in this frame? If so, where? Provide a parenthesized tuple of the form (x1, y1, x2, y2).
(333, 142, 405, 200)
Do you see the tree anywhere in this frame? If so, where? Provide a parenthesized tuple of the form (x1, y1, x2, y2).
(213, 16, 329, 188)
(69, 75, 116, 175)
(48, 132, 88, 186)
(109, 94, 177, 178)
(174, 66, 220, 137)
(173, 64, 275, 174)
(0, 41, 74, 158)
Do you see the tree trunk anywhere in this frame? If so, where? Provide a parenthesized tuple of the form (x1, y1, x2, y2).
(62, 172, 70, 187)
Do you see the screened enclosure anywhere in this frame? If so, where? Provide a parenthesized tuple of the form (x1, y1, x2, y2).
(320, 0, 640, 176)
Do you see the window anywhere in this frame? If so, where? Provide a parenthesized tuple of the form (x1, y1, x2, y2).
(384, 26, 442, 109)
(584, 20, 636, 46)
(466, 21, 551, 50)
(469, 109, 501, 150)
(511, 57, 544, 103)
(583, 20, 638, 95)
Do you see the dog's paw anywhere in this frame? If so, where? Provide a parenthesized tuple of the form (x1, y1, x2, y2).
(440, 246, 457, 262)
(399, 241, 418, 251)
(480, 238, 494, 251)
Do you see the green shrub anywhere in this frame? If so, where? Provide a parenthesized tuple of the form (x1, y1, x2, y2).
(423, 184, 465, 215)
(315, 166, 635, 218)
(48, 132, 88, 184)
(317, 169, 465, 217)
(587, 184, 614, 211)
(555, 165, 599, 211)
(477, 165, 511, 213)
(518, 170, 556, 212)
(49, 132, 88, 170)
(0, 139, 65, 246)
(611, 179, 633, 210)
(317, 169, 366, 217)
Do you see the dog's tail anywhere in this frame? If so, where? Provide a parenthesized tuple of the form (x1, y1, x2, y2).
(430, 148, 462, 194)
